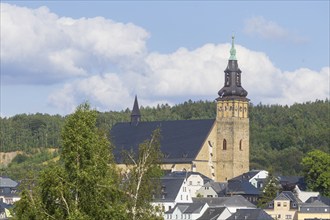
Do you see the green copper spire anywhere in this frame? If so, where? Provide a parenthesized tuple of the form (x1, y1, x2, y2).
(229, 35, 237, 60)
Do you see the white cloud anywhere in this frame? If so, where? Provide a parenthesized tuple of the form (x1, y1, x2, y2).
(244, 16, 307, 43)
(2, 3, 328, 115)
(48, 73, 131, 113)
(48, 43, 329, 114)
(1, 3, 149, 84)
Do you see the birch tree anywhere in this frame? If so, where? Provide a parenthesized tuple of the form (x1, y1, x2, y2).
(122, 128, 164, 220)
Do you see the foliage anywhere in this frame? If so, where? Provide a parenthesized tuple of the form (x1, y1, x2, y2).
(13, 103, 128, 219)
(122, 128, 164, 220)
(257, 171, 281, 208)
(301, 150, 330, 196)
(2, 150, 59, 180)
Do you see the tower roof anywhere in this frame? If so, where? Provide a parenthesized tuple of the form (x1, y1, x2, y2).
(217, 36, 248, 101)
(131, 95, 141, 117)
(130, 95, 141, 125)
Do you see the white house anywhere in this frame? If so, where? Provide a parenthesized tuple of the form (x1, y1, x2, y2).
(151, 173, 193, 213)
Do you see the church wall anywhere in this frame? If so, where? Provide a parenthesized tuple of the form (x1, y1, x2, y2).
(194, 122, 217, 180)
(161, 163, 192, 172)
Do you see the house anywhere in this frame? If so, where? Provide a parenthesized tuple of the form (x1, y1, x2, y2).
(265, 191, 300, 220)
(0, 177, 20, 205)
(196, 177, 261, 204)
(297, 196, 330, 220)
(196, 181, 227, 198)
(110, 36, 250, 182)
(152, 172, 193, 212)
(152, 171, 213, 212)
(225, 179, 261, 205)
(227, 208, 273, 220)
(164, 202, 209, 220)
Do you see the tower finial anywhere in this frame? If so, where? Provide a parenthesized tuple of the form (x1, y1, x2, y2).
(229, 35, 237, 60)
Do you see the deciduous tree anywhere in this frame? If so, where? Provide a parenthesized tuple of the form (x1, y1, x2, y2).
(301, 150, 330, 196)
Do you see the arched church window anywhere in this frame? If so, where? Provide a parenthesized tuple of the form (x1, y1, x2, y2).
(223, 139, 227, 150)
(239, 139, 243, 151)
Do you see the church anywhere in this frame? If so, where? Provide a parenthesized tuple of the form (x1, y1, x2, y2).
(110, 36, 250, 182)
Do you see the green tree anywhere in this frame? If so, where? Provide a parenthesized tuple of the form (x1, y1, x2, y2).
(257, 172, 281, 208)
(301, 150, 330, 196)
(14, 103, 127, 219)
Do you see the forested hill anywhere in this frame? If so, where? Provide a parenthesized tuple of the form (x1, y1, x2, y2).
(1, 99, 329, 175)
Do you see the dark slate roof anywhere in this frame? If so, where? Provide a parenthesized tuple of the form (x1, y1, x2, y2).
(165, 202, 206, 214)
(165, 171, 212, 183)
(183, 202, 207, 214)
(227, 179, 261, 195)
(153, 178, 185, 202)
(278, 176, 306, 190)
(227, 208, 273, 220)
(197, 207, 227, 220)
(204, 182, 227, 196)
(193, 195, 256, 208)
(110, 119, 215, 163)
(231, 170, 261, 181)
(300, 199, 330, 214)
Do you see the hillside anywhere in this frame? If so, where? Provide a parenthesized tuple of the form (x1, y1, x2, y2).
(0, 99, 329, 179)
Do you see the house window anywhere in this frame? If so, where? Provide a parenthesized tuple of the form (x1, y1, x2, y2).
(277, 214, 281, 219)
(181, 195, 183, 200)
(189, 181, 192, 185)
(285, 215, 292, 219)
(186, 195, 188, 200)
(277, 202, 281, 207)
(223, 139, 227, 150)
(239, 139, 243, 151)
(293, 203, 296, 207)
(207, 195, 213, 198)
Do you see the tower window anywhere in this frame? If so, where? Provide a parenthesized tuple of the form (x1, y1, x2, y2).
(223, 139, 227, 150)
(239, 139, 243, 151)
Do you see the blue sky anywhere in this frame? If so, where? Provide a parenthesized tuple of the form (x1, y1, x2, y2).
(1, 1, 329, 117)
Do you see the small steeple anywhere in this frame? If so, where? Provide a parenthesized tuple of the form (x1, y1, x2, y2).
(131, 95, 141, 125)
(229, 35, 237, 60)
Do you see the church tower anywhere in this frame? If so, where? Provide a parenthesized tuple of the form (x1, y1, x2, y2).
(215, 36, 250, 181)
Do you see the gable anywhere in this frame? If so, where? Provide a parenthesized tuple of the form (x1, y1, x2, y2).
(110, 119, 215, 163)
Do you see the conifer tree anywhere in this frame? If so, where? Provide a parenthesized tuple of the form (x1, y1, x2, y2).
(257, 171, 281, 208)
